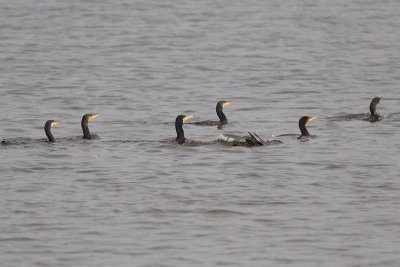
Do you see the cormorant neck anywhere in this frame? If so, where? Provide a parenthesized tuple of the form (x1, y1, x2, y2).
(45, 126, 55, 142)
(175, 120, 185, 144)
(216, 105, 227, 124)
(299, 122, 310, 137)
(81, 119, 91, 139)
(370, 103, 377, 116)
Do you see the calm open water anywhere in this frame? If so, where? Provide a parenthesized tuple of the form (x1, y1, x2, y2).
(1, 0, 400, 266)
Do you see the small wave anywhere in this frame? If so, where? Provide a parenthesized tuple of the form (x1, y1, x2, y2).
(328, 113, 370, 121)
(0, 237, 36, 242)
(203, 209, 248, 215)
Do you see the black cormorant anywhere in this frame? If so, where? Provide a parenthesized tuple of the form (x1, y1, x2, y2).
(176, 114, 193, 144)
(162, 114, 193, 144)
(363, 97, 382, 122)
(298, 116, 315, 138)
(278, 116, 316, 139)
(44, 120, 60, 142)
(1, 120, 60, 145)
(81, 113, 100, 140)
(192, 101, 231, 126)
(330, 97, 382, 122)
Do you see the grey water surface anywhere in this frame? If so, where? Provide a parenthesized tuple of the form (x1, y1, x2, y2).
(1, 0, 400, 266)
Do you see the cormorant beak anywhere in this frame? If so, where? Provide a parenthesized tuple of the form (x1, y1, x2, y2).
(307, 117, 316, 123)
(222, 101, 231, 108)
(51, 120, 60, 127)
(183, 115, 193, 123)
(89, 113, 101, 121)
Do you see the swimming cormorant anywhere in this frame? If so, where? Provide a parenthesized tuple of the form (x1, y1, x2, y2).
(329, 97, 382, 122)
(363, 97, 382, 122)
(175, 114, 192, 144)
(161, 114, 193, 144)
(1, 120, 60, 145)
(81, 113, 100, 140)
(44, 120, 60, 142)
(278, 116, 316, 139)
(192, 101, 231, 126)
(298, 116, 315, 138)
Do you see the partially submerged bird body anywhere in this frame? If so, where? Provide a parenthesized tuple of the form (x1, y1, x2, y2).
(81, 113, 100, 140)
(0, 138, 31, 146)
(218, 132, 282, 147)
(192, 101, 230, 127)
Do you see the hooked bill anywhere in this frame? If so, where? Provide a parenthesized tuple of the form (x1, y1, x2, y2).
(183, 114, 193, 123)
(89, 113, 101, 121)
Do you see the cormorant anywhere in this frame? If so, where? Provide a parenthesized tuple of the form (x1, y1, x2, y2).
(1, 120, 60, 145)
(363, 97, 382, 122)
(192, 101, 231, 126)
(162, 114, 193, 144)
(44, 120, 60, 142)
(278, 116, 316, 139)
(176, 114, 193, 144)
(81, 113, 100, 140)
(329, 97, 382, 122)
(298, 116, 315, 138)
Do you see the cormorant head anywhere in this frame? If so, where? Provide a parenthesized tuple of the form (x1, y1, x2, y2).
(82, 113, 100, 123)
(299, 116, 316, 136)
(176, 114, 193, 125)
(217, 101, 231, 109)
(45, 120, 60, 129)
(371, 97, 381, 104)
(299, 116, 315, 125)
